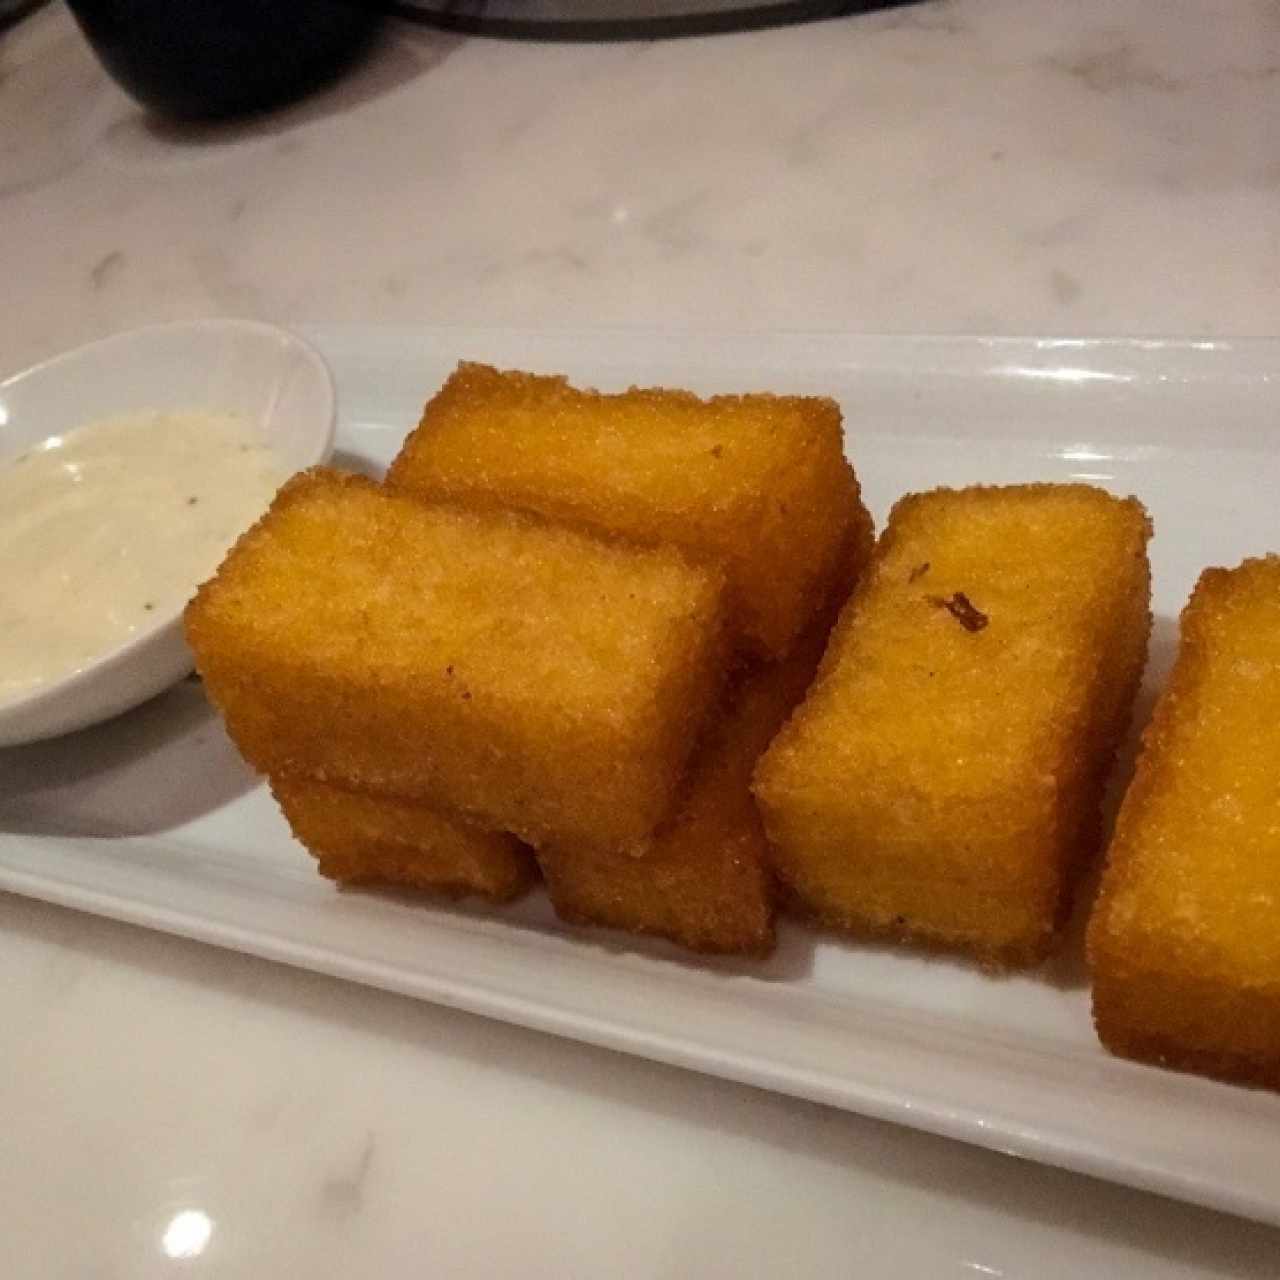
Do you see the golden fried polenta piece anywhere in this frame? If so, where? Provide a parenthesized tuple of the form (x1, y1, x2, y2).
(186, 469, 726, 851)
(537, 625, 828, 955)
(386, 362, 873, 660)
(754, 484, 1152, 967)
(272, 776, 537, 902)
(1088, 557, 1280, 1087)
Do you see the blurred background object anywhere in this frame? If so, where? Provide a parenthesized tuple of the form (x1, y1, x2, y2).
(382, 0, 923, 42)
(0, 0, 48, 35)
(45, 0, 928, 123)
(62, 0, 384, 120)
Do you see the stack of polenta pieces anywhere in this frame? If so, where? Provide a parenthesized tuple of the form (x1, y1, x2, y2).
(186, 361, 1280, 1093)
(187, 362, 873, 955)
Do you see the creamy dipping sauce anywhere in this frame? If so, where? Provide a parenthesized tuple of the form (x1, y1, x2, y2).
(0, 409, 285, 705)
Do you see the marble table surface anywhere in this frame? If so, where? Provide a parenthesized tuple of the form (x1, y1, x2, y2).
(3, 2, 1280, 1275)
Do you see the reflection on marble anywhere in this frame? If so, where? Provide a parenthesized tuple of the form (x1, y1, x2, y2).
(161, 1208, 214, 1260)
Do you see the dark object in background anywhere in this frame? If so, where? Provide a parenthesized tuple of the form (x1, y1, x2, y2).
(383, 0, 925, 42)
(63, 0, 383, 120)
(0, 0, 50, 36)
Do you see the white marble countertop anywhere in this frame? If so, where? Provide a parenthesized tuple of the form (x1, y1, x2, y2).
(3, 2, 1280, 1275)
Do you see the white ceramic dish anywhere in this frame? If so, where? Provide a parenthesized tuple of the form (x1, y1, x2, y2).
(0, 320, 335, 746)
(2, 326, 1279, 1224)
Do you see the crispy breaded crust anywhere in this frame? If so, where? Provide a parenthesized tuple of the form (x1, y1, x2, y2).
(754, 483, 1152, 967)
(387, 362, 872, 659)
(1088, 556, 1280, 1087)
(186, 468, 727, 851)
(537, 623, 830, 956)
(272, 776, 537, 902)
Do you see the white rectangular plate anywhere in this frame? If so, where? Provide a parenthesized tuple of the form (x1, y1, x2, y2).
(4, 328, 1280, 1224)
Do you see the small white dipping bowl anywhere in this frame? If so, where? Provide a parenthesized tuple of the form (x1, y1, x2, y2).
(0, 319, 335, 747)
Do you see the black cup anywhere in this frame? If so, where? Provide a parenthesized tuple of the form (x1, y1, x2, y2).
(65, 0, 384, 121)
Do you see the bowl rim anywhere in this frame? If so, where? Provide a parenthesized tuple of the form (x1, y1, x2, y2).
(0, 317, 336, 738)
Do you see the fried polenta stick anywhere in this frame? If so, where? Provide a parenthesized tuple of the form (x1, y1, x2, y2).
(272, 776, 537, 902)
(186, 469, 726, 852)
(1088, 557, 1280, 1087)
(754, 484, 1152, 967)
(386, 362, 873, 660)
(537, 624, 829, 955)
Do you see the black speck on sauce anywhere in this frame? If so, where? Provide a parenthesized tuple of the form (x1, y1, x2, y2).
(187, 496, 199, 506)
